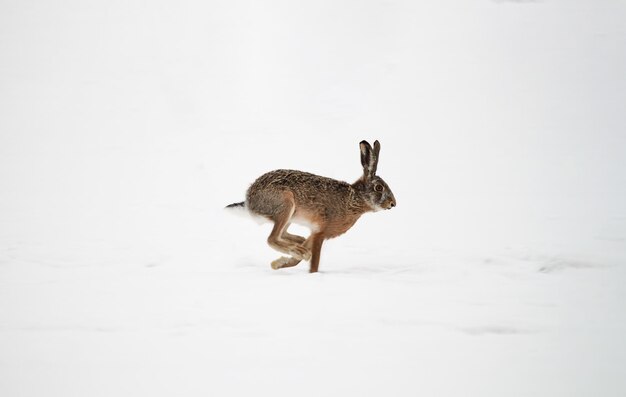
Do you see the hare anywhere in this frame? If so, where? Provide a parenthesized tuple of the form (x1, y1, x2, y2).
(225, 140, 396, 273)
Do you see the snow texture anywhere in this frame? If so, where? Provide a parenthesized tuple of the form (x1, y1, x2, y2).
(1, 0, 625, 396)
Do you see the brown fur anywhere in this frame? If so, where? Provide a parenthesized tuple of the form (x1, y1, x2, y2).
(235, 140, 396, 273)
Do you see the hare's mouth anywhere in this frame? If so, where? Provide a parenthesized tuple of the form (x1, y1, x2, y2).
(370, 200, 396, 212)
(384, 201, 396, 210)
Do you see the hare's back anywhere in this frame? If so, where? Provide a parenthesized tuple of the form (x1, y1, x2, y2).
(246, 169, 351, 214)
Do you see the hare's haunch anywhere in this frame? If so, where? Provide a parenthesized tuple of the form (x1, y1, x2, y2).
(226, 140, 396, 273)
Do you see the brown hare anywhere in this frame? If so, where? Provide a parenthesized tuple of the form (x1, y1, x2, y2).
(226, 140, 396, 273)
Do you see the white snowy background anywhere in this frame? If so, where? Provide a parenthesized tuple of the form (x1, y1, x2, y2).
(1, 0, 625, 396)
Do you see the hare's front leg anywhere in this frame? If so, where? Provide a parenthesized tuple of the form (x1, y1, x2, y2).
(308, 233, 324, 273)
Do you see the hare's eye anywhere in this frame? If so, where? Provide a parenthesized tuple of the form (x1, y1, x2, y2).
(375, 184, 384, 192)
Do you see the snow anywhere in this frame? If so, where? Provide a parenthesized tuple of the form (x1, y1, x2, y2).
(1, 0, 626, 396)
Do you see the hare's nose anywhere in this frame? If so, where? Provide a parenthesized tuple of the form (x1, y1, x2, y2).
(390, 201, 396, 208)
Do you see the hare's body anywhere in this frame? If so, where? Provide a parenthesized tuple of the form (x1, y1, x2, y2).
(247, 170, 370, 239)
(227, 140, 395, 273)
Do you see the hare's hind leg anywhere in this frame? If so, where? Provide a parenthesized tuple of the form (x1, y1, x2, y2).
(271, 232, 313, 270)
(266, 192, 311, 262)
(271, 256, 301, 270)
(273, 227, 306, 269)
(282, 224, 306, 244)
(272, 233, 323, 271)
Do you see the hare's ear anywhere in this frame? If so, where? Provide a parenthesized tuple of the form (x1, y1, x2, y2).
(372, 140, 381, 175)
(360, 140, 375, 179)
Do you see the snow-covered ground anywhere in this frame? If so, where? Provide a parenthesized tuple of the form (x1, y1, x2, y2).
(1, 0, 625, 396)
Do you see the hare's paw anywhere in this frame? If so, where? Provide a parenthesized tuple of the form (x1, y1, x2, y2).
(289, 244, 311, 261)
(271, 256, 302, 270)
(271, 257, 290, 270)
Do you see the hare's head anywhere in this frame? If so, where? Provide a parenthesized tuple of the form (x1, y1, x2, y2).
(357, 140, 396, 211)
